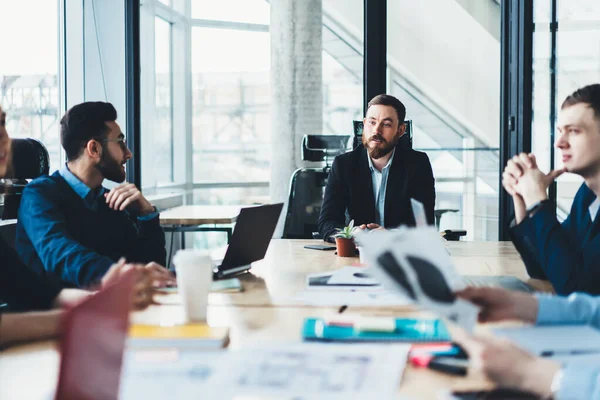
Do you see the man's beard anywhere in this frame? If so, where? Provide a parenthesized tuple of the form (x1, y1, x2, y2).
(363, 133, 401, 159)
(95, 150, 126, 183)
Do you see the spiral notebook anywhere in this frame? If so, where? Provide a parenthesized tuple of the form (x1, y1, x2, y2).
(302, 317, 451, 343)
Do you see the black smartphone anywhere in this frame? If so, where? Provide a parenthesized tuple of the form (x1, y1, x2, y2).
(304, 244, 336, 251)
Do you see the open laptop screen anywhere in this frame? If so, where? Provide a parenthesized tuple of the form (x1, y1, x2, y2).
(217, 203, 283, 277)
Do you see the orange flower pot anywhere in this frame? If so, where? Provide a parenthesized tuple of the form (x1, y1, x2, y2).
(335, 237, 356, 257)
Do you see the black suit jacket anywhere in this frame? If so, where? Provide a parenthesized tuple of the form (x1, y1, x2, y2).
(318, 146, 436, 241)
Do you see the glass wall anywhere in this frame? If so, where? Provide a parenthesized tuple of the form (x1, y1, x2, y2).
(387, 0, 501, 240)
(0, 0, 61, 173)
(533, 0, 600, 219)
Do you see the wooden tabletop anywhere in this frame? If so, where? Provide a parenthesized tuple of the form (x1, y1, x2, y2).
(0, 239, 548, 399)
(184, 239, 552, 307)
(159, 205, 242, 225)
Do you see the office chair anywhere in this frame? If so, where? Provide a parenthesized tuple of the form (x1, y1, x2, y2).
(283, 135, 351, 239)
(1, 138, 50, 220)
(353, 120, 466, 241)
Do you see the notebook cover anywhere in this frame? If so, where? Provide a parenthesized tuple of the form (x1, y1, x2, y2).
(128, 324, 229, 349)
(55, 268, 137, 400)
(302, 318, 450, 342)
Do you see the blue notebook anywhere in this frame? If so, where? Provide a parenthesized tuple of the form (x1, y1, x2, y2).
(302, 318, 451, 343)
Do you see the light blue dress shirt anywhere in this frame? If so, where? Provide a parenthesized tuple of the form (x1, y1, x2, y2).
(536, 292, 600, 399)
(367, 148, 395, 227)
(59, 164, 158, 220)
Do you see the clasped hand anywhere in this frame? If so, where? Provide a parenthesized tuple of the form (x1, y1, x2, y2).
(502, 153, 565, 209)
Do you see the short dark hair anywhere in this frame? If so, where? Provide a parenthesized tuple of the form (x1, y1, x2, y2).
(60, 102, 117, 161)
(561, 84, 600, 119)
(367, 94, 407, 124)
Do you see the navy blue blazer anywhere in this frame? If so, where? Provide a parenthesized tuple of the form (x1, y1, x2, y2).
(510, 183, 600, 295)
(15, 172, 166, 288)
(318, 145, 435, 241)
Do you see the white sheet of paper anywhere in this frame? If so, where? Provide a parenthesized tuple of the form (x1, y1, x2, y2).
(214, 343, 410, 399)
(286, 289, 413, 306)
(493, 325, 600, 357)
(306, 266, 381, 287)
(356, 228, 479, 332)
(410, 198, 428, 227)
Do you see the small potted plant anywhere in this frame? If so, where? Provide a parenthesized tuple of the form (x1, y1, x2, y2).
(333, 220, 358, 257)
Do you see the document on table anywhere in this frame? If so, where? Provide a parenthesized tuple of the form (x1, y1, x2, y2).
(493, 325, 600, 363)
(280, 266, 412, 306)
(217, 343, 410, 399)
(119, 350, 227, 400)
(120, 343, 411, 400)
(306, 266, 382, 288)
(288, 288, 413, 306)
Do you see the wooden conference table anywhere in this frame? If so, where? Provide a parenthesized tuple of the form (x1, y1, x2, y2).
(0, 240, 552, 399)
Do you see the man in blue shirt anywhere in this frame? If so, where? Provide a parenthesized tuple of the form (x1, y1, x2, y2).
(503, 84, 600, 295)
(458, 286, 600, 399)
(318, 94, 435, 241)
(16, 102, 168, 288)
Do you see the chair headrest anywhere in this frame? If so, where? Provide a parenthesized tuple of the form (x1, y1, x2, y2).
(301, 135, 351, 162)
(6, 138, 50, 180)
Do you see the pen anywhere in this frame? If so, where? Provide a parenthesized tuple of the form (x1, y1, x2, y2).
(541, 349, 600, 357)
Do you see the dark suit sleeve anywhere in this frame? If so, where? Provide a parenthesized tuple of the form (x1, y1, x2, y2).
(126, 215, 167, 266)
(0, 238, 62, 312)
(413, 152, 436, 225)
(510, 201, 597, 295)
(17, 182, 114, 287)
(318, 157, 346, 242)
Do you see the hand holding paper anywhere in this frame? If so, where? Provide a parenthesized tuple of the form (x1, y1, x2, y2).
(355, 227, 479, 332)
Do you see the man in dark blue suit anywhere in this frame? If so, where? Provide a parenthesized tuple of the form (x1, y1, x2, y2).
(503, 83, 600, 295)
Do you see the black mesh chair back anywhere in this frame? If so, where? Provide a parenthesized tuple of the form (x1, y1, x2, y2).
(301, 135, 351, 166)
(353, 119, 413, 150)
(2, 138, 50, 220)
(283, 168, 329, 239)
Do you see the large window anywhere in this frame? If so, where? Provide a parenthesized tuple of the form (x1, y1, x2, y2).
(0, 0, 61, 173)
(191, 0, 269, 24)
(191, 27, 271, 205)
(387, 0, 501, 240)
(140, 2, 183, 191)
(533, 0, 600, 219)
(140, 0, 367, 246)
(153, 17, 174, 184)
(322, 0, 364, 135)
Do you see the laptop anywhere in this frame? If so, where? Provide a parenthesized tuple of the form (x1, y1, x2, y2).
(54, 268, 136, 400)
(409, 198, 534, 293)
(213, 203, 284, 279)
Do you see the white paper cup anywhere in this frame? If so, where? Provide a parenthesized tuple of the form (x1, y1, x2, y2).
(173, 249, 213, 322)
